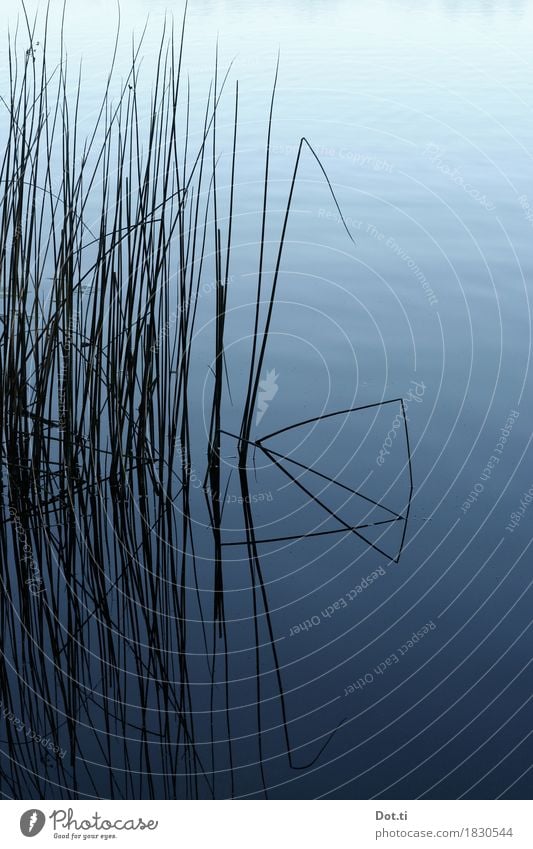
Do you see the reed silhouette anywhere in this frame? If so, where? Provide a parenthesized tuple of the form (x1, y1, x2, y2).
(0, 9, 412, 799)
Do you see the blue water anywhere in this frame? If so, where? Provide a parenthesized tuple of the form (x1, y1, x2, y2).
(1, 0, 533, 799)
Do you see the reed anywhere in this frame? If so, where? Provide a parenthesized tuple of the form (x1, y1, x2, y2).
(0, 8, 354, 800)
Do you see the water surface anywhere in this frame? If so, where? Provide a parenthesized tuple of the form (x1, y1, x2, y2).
(1, 0, 533, 799)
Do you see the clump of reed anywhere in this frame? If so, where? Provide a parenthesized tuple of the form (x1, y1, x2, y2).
(0, 8, 350, 799)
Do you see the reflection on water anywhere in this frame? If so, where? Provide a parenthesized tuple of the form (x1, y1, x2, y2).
(1, 0, 533, 799)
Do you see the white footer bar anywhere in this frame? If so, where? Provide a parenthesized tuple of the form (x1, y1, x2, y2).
(2, 800, 531, 848)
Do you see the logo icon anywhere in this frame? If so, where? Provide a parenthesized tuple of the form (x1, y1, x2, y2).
(256, 368, 279, 425)
(20, 810, 46, 837)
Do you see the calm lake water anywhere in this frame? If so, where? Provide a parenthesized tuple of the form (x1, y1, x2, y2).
(1, 0, 533, 799)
